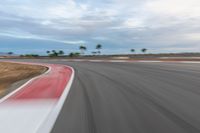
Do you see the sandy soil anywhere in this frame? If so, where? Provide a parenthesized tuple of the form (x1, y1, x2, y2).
(0, 62, 47, 98)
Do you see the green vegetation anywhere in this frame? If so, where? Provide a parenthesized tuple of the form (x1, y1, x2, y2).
(96, 44, 102, 54)
(130, 49, 135, 53)
(141, 48, 147, 54)
(69, 52, 80, 57)
(15, 43, 151, 58)
(91, 51, 97, 55)
(130, 48, 148, 54)
(58, 50, 64, 55)
(7, 52, 14, 55)
(79, 45, 87, 55)
(46, 50, 65, 57)
(20, 54, 39, 57)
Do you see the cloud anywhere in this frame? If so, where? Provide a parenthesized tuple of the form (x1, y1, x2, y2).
(144, 0, 200, 17)
(0, 30, 85, 44)
(0, 0, 200, 54)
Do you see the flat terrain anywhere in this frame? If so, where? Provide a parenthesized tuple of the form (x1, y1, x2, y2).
(0, 62, 47, 98)
(1, 59, 200, 133)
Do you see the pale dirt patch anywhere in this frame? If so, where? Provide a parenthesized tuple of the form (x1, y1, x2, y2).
(0, 62, 47, 98)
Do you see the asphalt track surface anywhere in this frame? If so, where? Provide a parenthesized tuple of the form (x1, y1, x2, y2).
(47, 61, 200, 133)
(4, 60, 200, 133)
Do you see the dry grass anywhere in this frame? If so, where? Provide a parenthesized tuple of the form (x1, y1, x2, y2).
(0, 62, 47, 97)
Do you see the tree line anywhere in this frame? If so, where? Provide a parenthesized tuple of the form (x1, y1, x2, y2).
(45, 44, 147, 57)
(130, 48, 147, 54)
(46, 44, 103, 57)
(5, 44, 148, 57)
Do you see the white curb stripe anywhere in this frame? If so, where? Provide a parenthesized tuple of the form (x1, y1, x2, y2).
(0, 61, 75, 133)
(36, 66, 75, 133)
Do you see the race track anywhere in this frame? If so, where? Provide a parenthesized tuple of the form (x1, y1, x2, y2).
(2, 59, 200, 133)
(49, 61, 200, 133)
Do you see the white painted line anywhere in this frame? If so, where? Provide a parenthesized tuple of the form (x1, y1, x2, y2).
(137, 60, 163, 63)
(71, 59, 86, 62)
(0, 62, 75, 133)
(36, 66, 75, 133)
(109, 60, 128, 63)
(89, 60, 104, 62)
(180, 61, 200, 64)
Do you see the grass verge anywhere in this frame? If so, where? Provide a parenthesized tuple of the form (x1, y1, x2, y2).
(0, 62, 47, 98)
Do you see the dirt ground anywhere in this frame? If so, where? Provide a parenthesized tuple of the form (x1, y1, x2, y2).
(0, 62, 47, 98)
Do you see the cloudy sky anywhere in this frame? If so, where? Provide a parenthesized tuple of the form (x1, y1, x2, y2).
(0, 0, 200, 55)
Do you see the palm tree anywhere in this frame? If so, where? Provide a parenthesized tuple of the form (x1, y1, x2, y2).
(7, 52, 13, 56)
(58, 50, 64, 56)
(92, 51, 97, 56)
(46, 51, 50, 55)
(52, 50, 56, 53)
(79, 45, 87, 55)
(141, 48, 147, 54)
(130, 49, 135, 53)
(69, 52, 80, 57)
(96, 44, 102, 54)
(51, 50, 58, 56)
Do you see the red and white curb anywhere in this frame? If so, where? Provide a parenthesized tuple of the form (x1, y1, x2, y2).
(0, 61, 75, 133)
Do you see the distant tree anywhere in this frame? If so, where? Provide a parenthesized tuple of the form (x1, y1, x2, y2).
(32, 54, 39, 57)
(92, 51, 97, 56)
(69, 52, 80, 57)
(141, 48, 147, 54)
(46, 50, 65, 57)
(52, 50, 56, 53)
(79, 45, 87, 55)
(69, 52, 74, 57)
(51, 50, 58, 57)
(46, 51, 50, 54)
(58, 50, 64, 55)
(7, 52, 13, 55)
(130, 49, 135, 53)
(24, 54, 39, 58)
(8, 52, 13, 55)
(96, 44, 102, 54)
(74, 52, 80, 56)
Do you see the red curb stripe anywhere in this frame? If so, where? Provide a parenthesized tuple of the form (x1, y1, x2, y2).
(7, 64, 72, 100)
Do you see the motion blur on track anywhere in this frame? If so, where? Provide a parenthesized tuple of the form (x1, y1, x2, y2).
(3, 59, 200, 133)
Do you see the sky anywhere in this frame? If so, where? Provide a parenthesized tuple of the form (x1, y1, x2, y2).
(0, 0, 200, 55)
